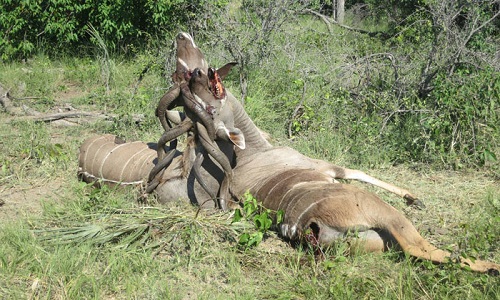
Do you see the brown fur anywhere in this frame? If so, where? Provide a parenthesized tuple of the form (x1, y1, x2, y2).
(215, 93, 499, 273)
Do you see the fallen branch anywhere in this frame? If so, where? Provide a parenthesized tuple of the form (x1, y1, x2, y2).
(11, 110, 145, 125)
(21, 111, 110, 123)
(303, 8, 390, 39)
(1, 83, 144, 125)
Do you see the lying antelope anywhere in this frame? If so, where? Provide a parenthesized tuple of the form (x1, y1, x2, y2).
(175, 64, 499, 274)
(77, 33, 499, 273)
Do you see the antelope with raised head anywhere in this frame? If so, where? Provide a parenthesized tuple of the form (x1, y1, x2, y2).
(147, 32, 238, 205)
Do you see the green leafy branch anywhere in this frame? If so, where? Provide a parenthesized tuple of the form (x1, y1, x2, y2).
(231, 191, 284, 249)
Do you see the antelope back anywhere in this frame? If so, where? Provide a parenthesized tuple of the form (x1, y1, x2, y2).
(78, 134, 229, 208)
(231, 159, 387, 242)
(78, 135, 157, 186)
(231, 164, 331, 239)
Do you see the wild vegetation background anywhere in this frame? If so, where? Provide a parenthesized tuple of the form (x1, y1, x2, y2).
(1, 0, 499, 298)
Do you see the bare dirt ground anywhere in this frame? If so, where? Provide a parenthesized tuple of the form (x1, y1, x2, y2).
(0, 84, 89, 223)
(0, 182, 61, 222)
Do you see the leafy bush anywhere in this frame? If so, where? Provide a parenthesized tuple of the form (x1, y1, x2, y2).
(0, 0, 217, 60)
(426, 70, 499, 166)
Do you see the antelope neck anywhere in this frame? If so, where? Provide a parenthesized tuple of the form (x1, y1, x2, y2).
(229, 94, 272, 155)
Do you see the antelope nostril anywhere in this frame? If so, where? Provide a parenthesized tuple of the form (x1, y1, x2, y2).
(208, 67, 215, 79)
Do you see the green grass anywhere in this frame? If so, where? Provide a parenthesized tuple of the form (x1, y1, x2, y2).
(1, 196, 499, 299)
(1, 16, 499, 299)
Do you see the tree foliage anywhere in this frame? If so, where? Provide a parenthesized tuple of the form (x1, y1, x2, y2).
(221, 0, 499, 169)
(1, 0, 499, 170)
(0, 0, 216, 60)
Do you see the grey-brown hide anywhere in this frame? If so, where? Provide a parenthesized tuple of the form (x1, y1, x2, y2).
(189, 68, 245, 149)
(149, 32, 220, 194)
(189, 82, 499, 274)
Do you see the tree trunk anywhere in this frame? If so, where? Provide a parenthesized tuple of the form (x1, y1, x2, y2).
(337, 0, 345, 24)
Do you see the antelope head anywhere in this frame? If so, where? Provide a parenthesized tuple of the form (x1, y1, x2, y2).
(188, 66, 245, 150)
(173, 32, 209, 83)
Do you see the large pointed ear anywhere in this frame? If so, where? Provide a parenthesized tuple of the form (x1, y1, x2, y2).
(217, 124, 245, 149)
(228, 127, 245, 149)
(217, 62, 238, 80)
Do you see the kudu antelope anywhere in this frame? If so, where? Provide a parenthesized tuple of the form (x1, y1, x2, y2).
(168, 33, 424, 207)
(77, 32, 498, 273)
(147, 32, 237, 205)
(179, 64, 499, 274)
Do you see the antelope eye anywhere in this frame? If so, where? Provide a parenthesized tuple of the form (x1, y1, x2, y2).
(177, 33, 185, 40)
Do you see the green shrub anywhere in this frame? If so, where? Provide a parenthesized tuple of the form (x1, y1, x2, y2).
(0, 0, 221, 60)
(427, 69, 499, 166)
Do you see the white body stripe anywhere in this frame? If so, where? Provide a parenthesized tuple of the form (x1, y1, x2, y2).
(99, 142, 129, 177)
(177, 58, 189, 70)
(119, 142, 149, 180)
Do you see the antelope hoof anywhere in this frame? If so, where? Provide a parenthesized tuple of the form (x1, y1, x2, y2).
(487, 268, 499, 276)
(219, 198, 228, 211)
(404, 194, 425, 209)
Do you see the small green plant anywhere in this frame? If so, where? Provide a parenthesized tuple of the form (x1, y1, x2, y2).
(231, 191, 284, 249)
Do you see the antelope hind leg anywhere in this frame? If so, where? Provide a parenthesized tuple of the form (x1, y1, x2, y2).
(327, 165, 423, 207)
(385, 216, 500, 274)
(292, 183, 498, 274)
